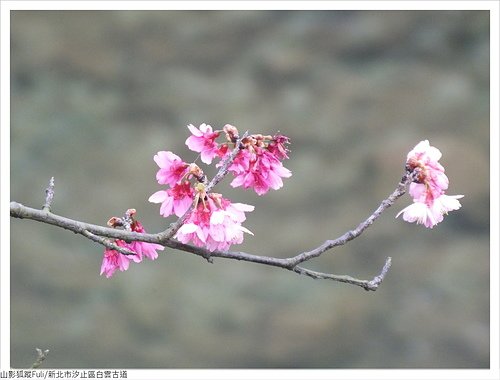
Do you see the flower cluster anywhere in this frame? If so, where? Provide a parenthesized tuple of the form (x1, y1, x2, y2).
(176, 194, 255, 252)
(100, 209, 164, 278)
(149, 123, 291, 251)
(187, 123, 292, 195)
(396, 140, 463, 228)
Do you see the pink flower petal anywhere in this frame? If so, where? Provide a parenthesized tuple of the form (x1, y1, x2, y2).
(187, 123, 203, 136)
(148, 190, 168, 203)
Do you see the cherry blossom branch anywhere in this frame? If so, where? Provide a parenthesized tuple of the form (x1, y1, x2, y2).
(10, 172, 411, 291)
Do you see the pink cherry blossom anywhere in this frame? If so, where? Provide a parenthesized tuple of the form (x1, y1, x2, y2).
(175, 196, 254, 252)
(185, 123, 220, 164)
(432, 194, 464, 216)
(205, 204, 254, 251)
(226, 148, 252, 174)
(214, 130, 291, 195)
(100, 219, 164, 278)
(149, 181, 194, 217)
(229, 150, 292, 195)
(406, 140, 448, 191)
(267, 133, 290, 160)
(396, 201, 440, 228)
(397, 140, 463, 228)
(407, 139, 443, 164)
(100, 241, 131, 278)
(154, 151, 189, 186)
(127, 221, 164, 261)
(396, 194, 464, 229)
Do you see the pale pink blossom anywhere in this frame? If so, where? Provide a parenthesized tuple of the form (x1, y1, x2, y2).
(225, 202, 255, 223)
(185, 123, 220, 164)
(175, 197, 217, 248)
(396, 194, 464, 229)
(205, 203, 255, 251)
(154, 151, 189, 186)
(406, 140, 448, 192)
(407, 139, 443, 164)
(396, 201, 441, 228)
(432, 194, 464, 216)
(397, 140, 463, 228)
(175, 196, 254, 252)
(149, 181, 194, 217)
(408, 182, 442, 206)
(176, 222, 208, 248)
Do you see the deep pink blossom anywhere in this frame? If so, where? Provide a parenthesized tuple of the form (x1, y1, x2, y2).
(127, 221, 165, 261)
(100, 241, 131, 278)
(185, 123, 220, 164)
(100, 220, 164, 278)
(267, 134, 291, 160)
(226, 149, 252, 174)
(154, 151, 189, 186)
(215, 131, 292, 195)
(151, 124, 289, 250)
(397, 140, 463, 228)
(149, 181, 194, 217)
(229, 150, 292, 195)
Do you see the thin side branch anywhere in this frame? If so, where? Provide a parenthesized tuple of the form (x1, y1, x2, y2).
(293, 256, 392, 291)
(31, 348, 49, 369)
(42, 177, 55, 212)
(82, 230, 137, 256)
(10, 172, 410, 290)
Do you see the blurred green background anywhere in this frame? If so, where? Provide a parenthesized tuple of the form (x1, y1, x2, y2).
(10, 10, 489, 368)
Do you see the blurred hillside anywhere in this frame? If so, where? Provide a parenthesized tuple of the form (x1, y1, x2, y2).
(10, 11, 489, 368)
